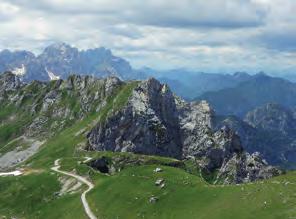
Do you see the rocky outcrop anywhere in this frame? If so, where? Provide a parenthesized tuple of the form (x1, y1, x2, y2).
(178, 100, 279, 184)
(216, 152, 281, 184)
(87, 78, 182, 158)
(87, 78, 280, 184)
(0, 71, 23, 93)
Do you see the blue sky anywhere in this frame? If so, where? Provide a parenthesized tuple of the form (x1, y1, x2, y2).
(0, 0, 295, 74)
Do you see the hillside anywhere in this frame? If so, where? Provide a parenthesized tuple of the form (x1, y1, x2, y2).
(0, 72, 294, 219)
(1, 148, 296, 218)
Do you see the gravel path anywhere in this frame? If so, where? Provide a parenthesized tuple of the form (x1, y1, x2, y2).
(51, 159, 97, 219)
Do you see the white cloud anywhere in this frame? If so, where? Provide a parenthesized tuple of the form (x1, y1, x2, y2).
(0, 1, 19, 21)
(0, 0, 295, 74)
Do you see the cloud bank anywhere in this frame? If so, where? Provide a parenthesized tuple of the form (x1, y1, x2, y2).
(0, 0, 295, 74)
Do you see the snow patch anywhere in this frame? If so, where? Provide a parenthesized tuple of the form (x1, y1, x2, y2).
(12, 64, 26, 76)
(45, 67, 60, 81)
(0, 170, 22, 176)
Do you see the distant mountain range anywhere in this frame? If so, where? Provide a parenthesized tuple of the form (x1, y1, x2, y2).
(215, 103, 296, 169)
(140, 68, 253, 100)
(3, 43, 296, 102)
(197, 73, 296, 117)
(0, 43, 137, 82)
(2, 43, 296, 112)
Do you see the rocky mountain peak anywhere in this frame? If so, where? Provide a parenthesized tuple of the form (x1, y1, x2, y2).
(83, 47, 112, 57)
(86, 78, 279, 184)
(254, 71, 268, 78)
(141, 77, 163, 93)
(233, 72, 250, 79)
(105, 76, 123, 95)
(244, 103, 296, 134)
(130, 78, 177, 117)
(87, 77, 183, 158)
(0, 49, 35, 59)
(148, 77, 172, 93)
(42, 42, 77, 55)
(0, 43, 140, 83)
(0, 71, 22, 93)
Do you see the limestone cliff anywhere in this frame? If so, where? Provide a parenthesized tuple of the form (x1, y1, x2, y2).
(87, 78, 280, 184)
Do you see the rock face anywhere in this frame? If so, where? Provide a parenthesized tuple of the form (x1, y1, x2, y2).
(0, 71, 22, 93)
(178, 101, 279, 184)
(244, 103, 296, 168)
(87, 78, 182, 158)
(216, 152, 280, 184)
(87, 78, 280, 184)
(245, 103, 296, 135)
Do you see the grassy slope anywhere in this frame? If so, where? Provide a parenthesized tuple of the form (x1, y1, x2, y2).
(1, 80, 296, 219)
(88, 165, 296, 219)
(26, 81, 139, 168)
(0, 171, 87, 219)
(0, 105, 33, 147)
(0, 81, 138, 219)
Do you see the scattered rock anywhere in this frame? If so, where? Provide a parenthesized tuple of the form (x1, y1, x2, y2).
(154, 167, 163, 173)
(0, 137, 45, 170)
(58, 176, 82, 195)
(149, 196, 158, 203)
(155, 178, 165, 186)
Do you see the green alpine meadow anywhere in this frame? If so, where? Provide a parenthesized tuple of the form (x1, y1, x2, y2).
(0, 1, 295, 218)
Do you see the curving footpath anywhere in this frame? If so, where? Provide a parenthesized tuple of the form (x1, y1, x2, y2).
(51, 159, 97, 219)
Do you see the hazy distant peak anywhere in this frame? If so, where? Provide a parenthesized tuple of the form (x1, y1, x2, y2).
(233, 72, 250, 78)
(42, 42, 78, 56)
(254, 71, 268, 78)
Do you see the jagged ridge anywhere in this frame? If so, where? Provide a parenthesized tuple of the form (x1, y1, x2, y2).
(0, 72, 281, 184)
(87, 77, 281, 184)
